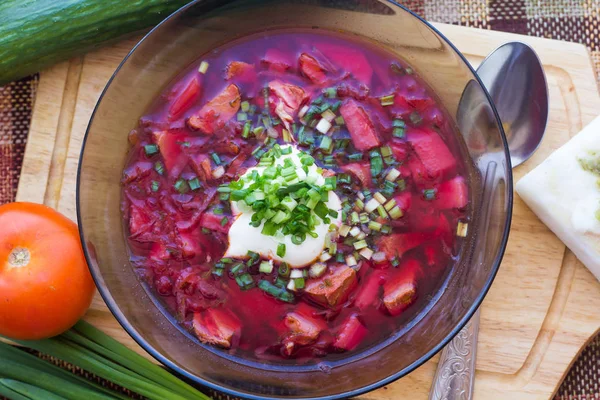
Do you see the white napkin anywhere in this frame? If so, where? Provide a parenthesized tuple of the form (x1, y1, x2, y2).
(516, 115, 600, 281)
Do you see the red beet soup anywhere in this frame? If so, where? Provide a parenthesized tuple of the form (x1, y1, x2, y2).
(121, 30, 471, 364)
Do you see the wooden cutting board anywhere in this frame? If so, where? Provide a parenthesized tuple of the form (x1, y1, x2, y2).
(16, 23, 600, 399)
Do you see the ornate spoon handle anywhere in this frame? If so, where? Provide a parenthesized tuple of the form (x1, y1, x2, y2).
(429, 309, 480, 400)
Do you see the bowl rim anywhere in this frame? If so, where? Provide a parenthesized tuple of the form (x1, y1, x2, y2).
(76, 1, 513, 398)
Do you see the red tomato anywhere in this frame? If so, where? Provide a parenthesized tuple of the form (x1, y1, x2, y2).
(0, 203, 95, 340)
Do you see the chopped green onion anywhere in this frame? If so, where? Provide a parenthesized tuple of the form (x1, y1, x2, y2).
(198, 61, 209, 73)
(345, 255, 358, 267)
(276, 243, 286, 257)
(393, 127, 405, 138)
(258, 280, 294, 302)
(150, 181, 160, 192)
(457, 221, 469, 237)
(319, 136, 333, 153)
(212, 166, 225, 179)
(384, 199, 397, 211)
(188, 177, 201, 191)
(365, 198, 380, 213)
(349, 226, 361, 237)
(386, 168, 401, 181)
(370, 150, 383, 177)
(338, 224, 351, 237)
(259, 261, 273, 273)
(389, 205, 404, 219)
(144, 144, 159, 156)
(290, 269, 304, 279)
(331, 100, 342, 112)
(335, 116, 345, 125)
(322, 109, 336, 122)
(359, 213, 369, 224)
(423, 188, 437, 201)
(324, 87, 337, 98)
(368, 221, 382, 231)
(298, 105, 310, 118)
(397, 179, 407, 191)
(374, 192, 387, 204)
(380, 94, 395, 106)
(154, 161, 165, 175)
(241, 101, 250, 112)
(377, 205, 388, 219)
(294, 277, 305, 289)
(174, 179, 188, 193)
(309, 262, 327, 278)
(353, 240, 368, 250)
(278, 262, 290, 277)
(359, 248, 374, 260)
(320, 251, 332, 262)
(236, 273, 255, 290)
(316, 118, 332, 134)
(242, 121, 252, 138)
(211, 153, 222, 165)
(287, 279, 297, 291)
(220, 217, 229, 226)
(393, 119, 406, 128)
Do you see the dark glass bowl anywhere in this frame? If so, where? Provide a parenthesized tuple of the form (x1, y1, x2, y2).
(77, 1, 512, 398)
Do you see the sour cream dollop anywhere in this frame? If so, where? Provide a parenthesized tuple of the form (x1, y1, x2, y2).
(224, 145, 342, 267)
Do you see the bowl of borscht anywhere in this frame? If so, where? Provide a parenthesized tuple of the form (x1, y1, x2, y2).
(77, 0, 513, 398)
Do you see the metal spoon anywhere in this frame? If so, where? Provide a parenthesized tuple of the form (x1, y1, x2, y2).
(429, 42, 549, 400)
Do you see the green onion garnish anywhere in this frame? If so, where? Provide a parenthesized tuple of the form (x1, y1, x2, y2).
(423, 188, 437, 201)
(235, 273, 255, 290)
(380, 94, 395, 106)
(294, 277, 305, 289)
(324, 87, 337, 98)
(277, 243, 286, 257)
(278, 262, 290, 278)
(389, 206, 404, 219)
(154, 161, 165, 175)
(258, 280, 294, 303)
(211, 153, 222, 165)
(198, 61, 209, 74)
(174, 179, 188, 193)
(241, 101, 250, 112)
(331, 100, 342, 112)
(319, 136, 333, 153)
(370, 150, 383, 177)
(242, 121, 252, 139)
(150, 181, 160, 192)
(410, 111, 423, 125)
(393, 127, 405, 138)
(220, 216, 229, 226)
(259, 261, 273, 273)
(188, 177, 201, 191)
(144, 144, 159, 156)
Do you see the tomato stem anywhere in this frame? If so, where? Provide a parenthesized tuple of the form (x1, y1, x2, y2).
(8, 247, 30, 268)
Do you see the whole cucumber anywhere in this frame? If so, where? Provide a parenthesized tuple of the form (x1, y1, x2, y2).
(0, 0, 192, 85)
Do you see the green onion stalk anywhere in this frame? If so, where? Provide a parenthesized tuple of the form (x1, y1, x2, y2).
(1, 320, 211, 400)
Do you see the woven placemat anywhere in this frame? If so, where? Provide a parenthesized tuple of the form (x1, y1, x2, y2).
(1, 1, 599, 399)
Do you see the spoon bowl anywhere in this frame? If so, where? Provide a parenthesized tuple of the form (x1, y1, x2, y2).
(477, 42, 549, 167)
